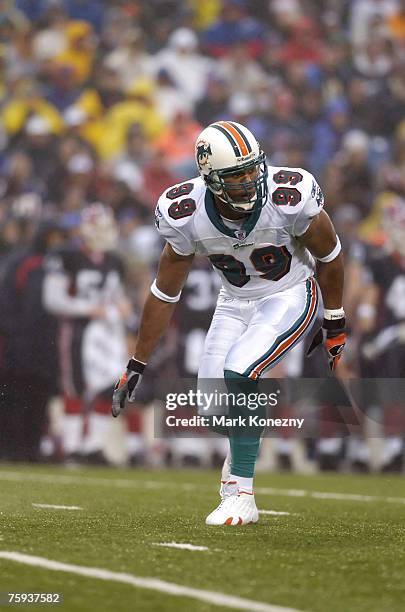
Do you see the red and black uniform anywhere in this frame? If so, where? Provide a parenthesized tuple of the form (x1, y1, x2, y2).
(359, 249, 405, 459)
(43, 243, 129, 461)
(45, 246, 126, 403)
(360, 250, 405, 379)
(0, 227, 60, 461)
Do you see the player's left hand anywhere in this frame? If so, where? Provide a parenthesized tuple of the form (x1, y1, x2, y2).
(307, 318, 346, 371)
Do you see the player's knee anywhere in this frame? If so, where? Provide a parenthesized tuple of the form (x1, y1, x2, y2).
(224, 344, 245, 376)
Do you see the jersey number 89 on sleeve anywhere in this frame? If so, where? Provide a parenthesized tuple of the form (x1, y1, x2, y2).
(166, 183, 196, 220)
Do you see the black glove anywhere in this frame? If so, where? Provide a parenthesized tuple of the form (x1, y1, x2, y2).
(307, 317, 346, 371)
(112, 358, 146, 417)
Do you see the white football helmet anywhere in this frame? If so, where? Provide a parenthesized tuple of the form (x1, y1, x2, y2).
(195, 121, 268, 214)
(79, 203, 118, 253)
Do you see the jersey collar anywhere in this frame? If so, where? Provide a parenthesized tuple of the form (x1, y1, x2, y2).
(204, 190, 262, 240)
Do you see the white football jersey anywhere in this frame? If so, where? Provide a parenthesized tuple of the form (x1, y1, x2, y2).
(155, 166, 324, 300)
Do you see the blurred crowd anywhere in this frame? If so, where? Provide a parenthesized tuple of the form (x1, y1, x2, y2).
(0, 0, 404, 471)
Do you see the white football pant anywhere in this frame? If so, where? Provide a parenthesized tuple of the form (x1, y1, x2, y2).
(198, 277, 319, 380)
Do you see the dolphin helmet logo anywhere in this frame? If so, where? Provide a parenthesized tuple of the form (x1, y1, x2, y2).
(196, 140, 212, 171)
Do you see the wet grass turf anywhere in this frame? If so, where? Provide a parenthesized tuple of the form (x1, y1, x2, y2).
(0, 466, 405, 611)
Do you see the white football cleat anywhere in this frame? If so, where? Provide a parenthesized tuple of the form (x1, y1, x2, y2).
(206, 481, 259, 526)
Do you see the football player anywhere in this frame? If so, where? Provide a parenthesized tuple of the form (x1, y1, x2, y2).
(43, 204, 131, 464)
(357, 198, 405, 472)
(113, 121, 346, 525)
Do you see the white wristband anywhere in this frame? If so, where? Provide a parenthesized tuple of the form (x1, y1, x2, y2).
(324, 307, 345, 320)
(150, 279, 181, 303)
(317, 236, 341, 263)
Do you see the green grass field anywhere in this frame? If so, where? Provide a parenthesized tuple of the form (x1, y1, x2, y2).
(1, 465, 405, 612)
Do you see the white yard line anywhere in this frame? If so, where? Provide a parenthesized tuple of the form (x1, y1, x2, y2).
(32, 503, 82, 510)
(1, 470, 404, 505)
(259, 510, 291, 516)
(153, 542, 209, 551)
(255, 487, 405, 505)
(0, 551, 301, 612)
(255, 487, 306, 498)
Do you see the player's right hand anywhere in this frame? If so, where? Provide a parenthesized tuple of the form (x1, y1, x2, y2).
(112, 358, 146, 417)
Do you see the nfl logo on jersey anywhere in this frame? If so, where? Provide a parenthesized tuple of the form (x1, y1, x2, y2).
(234, 229, 246, 241)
